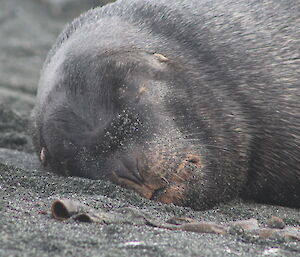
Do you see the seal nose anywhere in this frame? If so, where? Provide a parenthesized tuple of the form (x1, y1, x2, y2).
(112, 155, 144, 184)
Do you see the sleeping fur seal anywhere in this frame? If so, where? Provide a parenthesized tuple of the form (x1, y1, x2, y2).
(32, 0, 300, 210)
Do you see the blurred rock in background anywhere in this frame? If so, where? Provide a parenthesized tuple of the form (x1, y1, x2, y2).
(0, 0, 113, 116)
(0, 0, 113, 151)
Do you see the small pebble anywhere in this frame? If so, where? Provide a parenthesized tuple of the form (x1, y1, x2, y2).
(266, 216, 285, 229)
(228, 225, 245, 235)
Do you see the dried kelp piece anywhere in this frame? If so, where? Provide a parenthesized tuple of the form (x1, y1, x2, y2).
(73, 212, 112, 223)
(175, 222, 227, 235)
(228, 218, 259, 231)
(52, 199, 120, 224)
(51, 199, 159, 226)
(51, 199, 226, 235)
(50, 199, 300, 240)
(257, 228, 300, 241)
(166, 217, 197, 225)
(51, 199, 117, 223)
(283, 231, 300, 241)
(113, 207, 160, 226)
(51, 199, 88, 220)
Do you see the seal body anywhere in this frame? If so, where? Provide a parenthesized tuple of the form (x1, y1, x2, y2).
(32, 0, 300, 210)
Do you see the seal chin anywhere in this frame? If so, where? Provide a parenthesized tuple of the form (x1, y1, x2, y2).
(110, 152, 202, 207)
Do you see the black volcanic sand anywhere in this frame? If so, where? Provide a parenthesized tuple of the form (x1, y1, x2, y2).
(0, 1, 299, 256)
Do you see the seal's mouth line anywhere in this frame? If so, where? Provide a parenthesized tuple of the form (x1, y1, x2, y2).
(111, 171, 168, 199)
(111, 172, 187, 206)
(150, 187, 168, 201)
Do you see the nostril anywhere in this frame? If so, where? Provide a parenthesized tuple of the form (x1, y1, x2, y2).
(186, 154, 201, 166)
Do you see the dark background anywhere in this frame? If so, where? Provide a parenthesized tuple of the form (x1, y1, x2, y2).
(0, 1, 299, 256)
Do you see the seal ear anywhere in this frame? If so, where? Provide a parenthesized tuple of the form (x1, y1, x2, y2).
(147, 52, 172, 73)
(154, 53, 169, 63)
(40, 147, 48, 166)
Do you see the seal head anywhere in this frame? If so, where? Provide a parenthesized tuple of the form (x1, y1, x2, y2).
(32, 0, 300, 210)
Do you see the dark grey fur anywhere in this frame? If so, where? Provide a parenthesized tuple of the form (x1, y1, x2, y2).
(32, 0, 300, 210)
